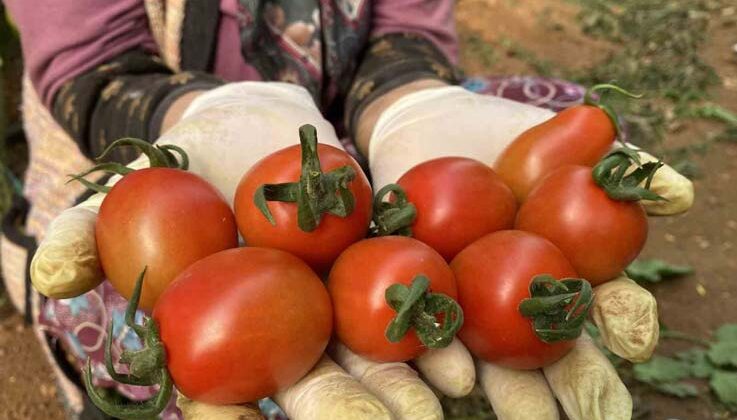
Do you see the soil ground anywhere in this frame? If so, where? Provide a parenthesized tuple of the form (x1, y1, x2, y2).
(1, 0, 736, 419)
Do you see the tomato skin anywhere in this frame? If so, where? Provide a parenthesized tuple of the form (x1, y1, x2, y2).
(516, 165, 648, 285)
(451, 230, 578, 369)
(328, 236, 457, 362)
(153, 247, 332, 405)
(96, 168, 237, 310)
(234, 144, 372, 273)
(397, 157, 517, 261)
(493, 105, 615, 202)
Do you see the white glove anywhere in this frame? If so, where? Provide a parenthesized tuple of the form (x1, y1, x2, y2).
(30, 82, 342, 298)
(367, 86, 672, 420)
(29, 82, 475, 420)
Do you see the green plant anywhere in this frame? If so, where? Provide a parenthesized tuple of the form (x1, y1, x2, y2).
(632, 324, 737, 412)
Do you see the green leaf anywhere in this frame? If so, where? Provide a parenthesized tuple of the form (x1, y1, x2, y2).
(676, 349, 716, 379)
(710, 371, 737, 410)
(708, 342, 737, 368)
(714, 324, 737, 343)
(625, 259, 693, 284)
(633, 355, 692, 383)
(651, 381, 699, 398)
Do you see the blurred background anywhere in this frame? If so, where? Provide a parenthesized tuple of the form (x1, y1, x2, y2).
(0, 0, 735, 419)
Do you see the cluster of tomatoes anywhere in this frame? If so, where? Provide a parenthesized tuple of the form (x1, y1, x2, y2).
(84, 86, 660, 418)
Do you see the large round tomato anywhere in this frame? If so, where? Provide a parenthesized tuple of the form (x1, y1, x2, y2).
(96, 168, 237, 310)
(493, 100, 616, 202)
(328, 236, 459, 362)
(515, 165, 648, 285)
(154, 247, 332, 404)
(396, 157, 517, 261)
(234, 142, 372, 273)
(452, 230, 578, 369)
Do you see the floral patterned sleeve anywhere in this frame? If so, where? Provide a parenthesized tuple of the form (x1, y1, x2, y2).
(51, 49, 223, 163)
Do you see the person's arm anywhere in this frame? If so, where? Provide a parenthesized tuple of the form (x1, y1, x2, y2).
(346, 0, 460, 154)
(5, 0, 221, 163)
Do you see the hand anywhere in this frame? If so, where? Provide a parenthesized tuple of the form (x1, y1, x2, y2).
(363, 85, 686, 420)
(30, 82, 343, 298)
(28, 81, 471, 420)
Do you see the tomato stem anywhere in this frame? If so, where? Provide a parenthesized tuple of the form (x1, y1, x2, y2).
(592, 147, 667, 202)
(68, 138, 189, 194)
(370, 184, 417, 237)
(254, 124, 358, 232)
(518, 275, 594, 343)
(83, 268, 173, 419)
(583, 83, 643, 143)
(385, 275, 464, 349)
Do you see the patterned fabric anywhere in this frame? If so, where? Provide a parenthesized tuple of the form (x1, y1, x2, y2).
(237, 0, 372, 113)
(34, 75, 587, 419)
(462, 76, 586, 112)
(51, 49, 223, 163)
(344, 32, 461, 137)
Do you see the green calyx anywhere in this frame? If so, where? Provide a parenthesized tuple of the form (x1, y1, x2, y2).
(584, 83, 643, 141)
(254, 124, 357, 232)
(68, 138, 189, 194)
(518, 275, 594, 343)
(370, 184, 417, 237)
(83, 268, 173, 419)
(385, 275, 464, 349)
(592, 147, 666, 202)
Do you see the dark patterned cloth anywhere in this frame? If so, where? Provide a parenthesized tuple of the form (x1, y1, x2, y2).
(49, 2, 458, 155)
(51, 50, 223, 163)
(236, 0, 374, 124)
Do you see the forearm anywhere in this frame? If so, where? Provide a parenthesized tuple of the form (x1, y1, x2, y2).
(50, 50, 222, 162)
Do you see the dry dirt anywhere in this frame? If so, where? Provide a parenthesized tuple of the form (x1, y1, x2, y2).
(1, 0, 736, 419)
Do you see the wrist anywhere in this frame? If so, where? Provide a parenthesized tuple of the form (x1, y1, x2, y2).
(160, 90, 206, 135)
(355, 79, 449, 156)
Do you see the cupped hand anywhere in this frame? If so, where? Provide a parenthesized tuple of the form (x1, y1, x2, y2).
(362, 85, 687, 420)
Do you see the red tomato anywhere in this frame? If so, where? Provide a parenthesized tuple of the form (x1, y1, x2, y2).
(328, 236, 458, 362)
(396, 157, 517, 260)
(452, 230, 578, 369)
(234, 143, 372, 273)
(516, 165, 648, 285)
(493, 105, 615, 202)
(154, 247, 332, 404)
(96, 168, 237, 310)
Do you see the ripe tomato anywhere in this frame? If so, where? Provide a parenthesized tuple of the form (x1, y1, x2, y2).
(96, 167, 237, 310)
(493, 105, 614, 202)
(515, 165, 648, 285)
(234, 127, 372, 273)
(452, 230, 580, 369)
(154, 247, 332, 404)
(395, 157, 517, 261)
(328, 236, 460, 362)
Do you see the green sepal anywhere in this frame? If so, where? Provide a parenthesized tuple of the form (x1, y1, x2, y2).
(385, 275, 464, 349)
(519, 274, 594, 343)
(69, 137, 189, 194)
(253, 124, 357, 232)
(592, 147, 667, 202)
(370, 183, 417, 237)
(83, 268, 174, 419)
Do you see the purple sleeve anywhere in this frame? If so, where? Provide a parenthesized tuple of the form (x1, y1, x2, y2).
(371, 0, 459, 65)
(4, 0, 158, 107)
